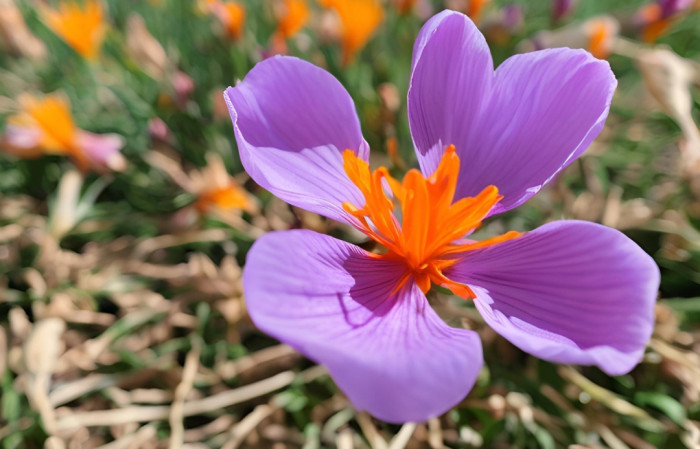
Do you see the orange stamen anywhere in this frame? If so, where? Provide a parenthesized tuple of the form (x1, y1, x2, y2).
(45, 0, 106, 60)
(343, 146, 520, 298)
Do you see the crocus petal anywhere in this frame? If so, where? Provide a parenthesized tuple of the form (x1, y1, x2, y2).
(77, 130, 125, 170)
(408, 10, 493, 177)
(225, 56, 369, 224)
(244, 230, 482, 423)
(447, 221, 659, 375)
(409, 11, 616, 213)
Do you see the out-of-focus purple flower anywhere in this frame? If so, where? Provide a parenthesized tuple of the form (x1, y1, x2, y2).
(224, 10, 659, 423)
(501, 4, 523, 30)
(658, 0, 694, 17)
(77, 131, 126, 171)
(481, 4, 523, 44)
(552, 0, 577, 22)
(172, 70, 195, 108)
(148, 117, 172, 143)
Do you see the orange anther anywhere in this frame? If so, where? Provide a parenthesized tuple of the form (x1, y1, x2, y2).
(342, 146, 519, 298)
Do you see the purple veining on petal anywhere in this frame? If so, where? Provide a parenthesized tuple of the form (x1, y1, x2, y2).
(244, 229, 483, 423)
(224, 56, 369, 225)
(226, 10, 659, 425)
(408, 10, 493, 177)
(447, 220, 659, 375)
(408, 11, 616, 214)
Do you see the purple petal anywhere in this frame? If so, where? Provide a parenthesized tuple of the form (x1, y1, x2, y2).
(659, 0, 693, 18)
(2, 123, 42, 152)
(408, 10, 493, 177)
(224, 56, 368, 224)
(408, 11, 616, 213)
(77, 130, 124, 168)
(446, 221, 659, 375)
(244, 230, 482, 423)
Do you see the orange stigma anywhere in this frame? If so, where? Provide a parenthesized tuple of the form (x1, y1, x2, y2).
(342, 146, 519, 298)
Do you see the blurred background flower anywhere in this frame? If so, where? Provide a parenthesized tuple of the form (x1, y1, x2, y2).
(551, 0, 577, 23)
(2, 93, 125, 172)
(44, 0, 107, 60)
(634, 0, 695, 42)
(273, 0, 310, 42)
(208, 0, 246, 40)
(318, 0, 383, 64)
(522, 15, 620, 59)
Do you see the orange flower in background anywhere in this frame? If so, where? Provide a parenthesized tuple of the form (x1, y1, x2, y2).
(45, 0, 106, 60)
(1, 94, 125, 172)
(274, 0, 310, 40)
(208, 0, 245, 40)
(524, 15, 619, 60)
(634, 0, 693, 43)
(393, 0, 416, 15)
(195, 181, 249, 213)
(467, 0, 490, 24)
(445, 0, 490, 24)
(146, 150, 255, 230)
(637, 3, 672, 43)
(586, 17, 619, 59)
(193, 154, 250, 213)
(319, 0, 384, 65)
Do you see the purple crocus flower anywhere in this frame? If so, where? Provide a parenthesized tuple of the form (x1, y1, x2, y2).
(224, 10, 659, 423)
(552, 0, 577, 22)
(658, 0, 693, 18)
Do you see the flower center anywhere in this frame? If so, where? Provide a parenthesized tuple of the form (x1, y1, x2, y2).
(342, 145, 519, 298)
